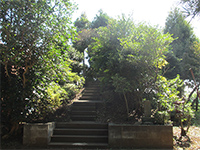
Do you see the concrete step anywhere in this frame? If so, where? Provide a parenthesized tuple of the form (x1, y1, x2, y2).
(71, 105, 96, 111)
(85, 81, 100, 88)
(70, 115, 96, 121)
(82, 93, 101, 96)
(83, 89, 100, 93)
(53, 129, 108, 136)
(85, 86, 100, 88)
(55, 122, 108, 129)
(71, 111, 96, 115)
(49, 122, 108, 149)
(49, 80, 107, 149)
(84, 87, 100, 90)
(78, 99, 102, 102)
(73, 100, 103, 103)
(73, 101, 96, 106)
(51, 135, 108, 143)
(49, 142, 108, 149)
(85, 82, 100, 86)
(80, 96, 100, 100)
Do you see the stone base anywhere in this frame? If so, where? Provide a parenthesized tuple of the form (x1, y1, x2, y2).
(23, 122, 55, 147)
(109, 123, 173, 149)
(142, 117, 153, 124)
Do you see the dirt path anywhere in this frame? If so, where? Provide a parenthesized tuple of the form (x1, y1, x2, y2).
(173, 126, 200, 149)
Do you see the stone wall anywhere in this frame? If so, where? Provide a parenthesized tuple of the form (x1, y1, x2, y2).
(23, 122, 173, 149)
(23, 122, 55, 147)
(109, 123, 173, 149)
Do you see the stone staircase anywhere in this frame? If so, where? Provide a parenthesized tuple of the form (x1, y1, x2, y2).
(49, 81, 108, 149)
(70, 82, 102, 122)
(48, 122, 108, 148)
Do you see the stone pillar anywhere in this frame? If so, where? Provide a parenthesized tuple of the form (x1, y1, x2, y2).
(23, 122, 55, 147)
(143, 100, 152, 124)
(144, 100, 151, 117)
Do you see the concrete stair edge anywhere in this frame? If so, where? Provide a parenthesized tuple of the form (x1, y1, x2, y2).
(49, 81, 108, 149)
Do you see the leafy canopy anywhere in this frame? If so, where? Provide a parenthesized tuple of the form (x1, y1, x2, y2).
(88, 15, 174, 115)
(180, 0, 200, 19)
(164, 8, 199, 80)
(0, 0, 84, 130)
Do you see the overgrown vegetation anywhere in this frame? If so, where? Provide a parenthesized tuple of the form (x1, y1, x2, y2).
(0, 0, 199, 147)
(88, 16, 173, 117)
(0, 0, 84, 139)
(75, 8, 200, 140)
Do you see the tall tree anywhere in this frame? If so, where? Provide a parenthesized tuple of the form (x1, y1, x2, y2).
(0, 0, 83, 138)
(74, 13, 92, 53)
(74, 10, 111, 53)
(73, 10, 111, 77)
(74, 12, 90, 32)
(180, 0, 200, 19)
(90, 9, 110, 29)
(88, 15, 173, 116)
(164, 8, 198, 80)
(73, 13, 92, 76)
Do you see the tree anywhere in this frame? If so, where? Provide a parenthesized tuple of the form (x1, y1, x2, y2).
(90, 9, 110, 29)
(156, 75, 194, 137)
(74, 12, 90, 32)
(0, 0, 84, 138)
(164, 8, 198, 80)
(193, 40, 200, 57)
(73, 10, 111, 78)
(88, 15, 173, 117)
(74, 10, 111, 53)
(180, 0, 200, 19)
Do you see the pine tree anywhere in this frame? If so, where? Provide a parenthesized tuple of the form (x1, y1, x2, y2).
(164, 8, 198, 80)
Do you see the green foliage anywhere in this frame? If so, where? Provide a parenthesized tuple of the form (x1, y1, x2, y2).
(193, 40, 200, 56)
(88, 15, 174, 114)
(74, 13, 92, 52)
(156, 75, 183, 111)
(192, 110, 200, 126)
(112, 74, 132, 93)
(90, 9, 110, 29)
(0, 0, 84, 137)
(39, 82, 66, 115)
(73, 10, 112, 79)
(180, 0, 200, 19)
(156, 75, 195, 127)
(47, 82, 65, 105)
(192, 40, 200, 81)
(74, 13, 91, 32)
(164, 8, 198, 80)
(73, 29, 95, 53)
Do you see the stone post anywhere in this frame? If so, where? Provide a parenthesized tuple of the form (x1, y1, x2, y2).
(143, 100, 152, 124)
(144, 100, 151, 117)
(23, 122, 55, 147)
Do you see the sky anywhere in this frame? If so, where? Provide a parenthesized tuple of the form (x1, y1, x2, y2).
(72, 0, 200, 38)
